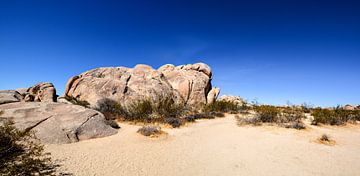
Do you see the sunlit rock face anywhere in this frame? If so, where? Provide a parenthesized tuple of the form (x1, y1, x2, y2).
(64, 63, 219, 109)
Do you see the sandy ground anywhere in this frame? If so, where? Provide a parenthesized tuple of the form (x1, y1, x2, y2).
(46, 114, 360, 176)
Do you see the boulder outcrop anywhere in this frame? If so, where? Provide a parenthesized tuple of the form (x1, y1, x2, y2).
(0, 102, 118, 144)
(0, 90, 23, 105)
(64, 63, 219, 109)
(218, 95, 246, 106)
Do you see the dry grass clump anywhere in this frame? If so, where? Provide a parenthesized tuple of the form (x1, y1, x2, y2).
(0, 120, 58, 175)
(318, 134, 336, 146)
(236, 105, 306, 129)
(311, 106, 360, 125)
(137, 125, 164, 137)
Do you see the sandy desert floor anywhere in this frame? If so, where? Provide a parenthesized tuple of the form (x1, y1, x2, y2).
(46, 114, 360, 176)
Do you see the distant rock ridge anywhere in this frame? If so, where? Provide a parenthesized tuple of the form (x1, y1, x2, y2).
(64, 63, 220, 109)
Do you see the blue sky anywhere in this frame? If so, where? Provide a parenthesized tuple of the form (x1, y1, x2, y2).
(0, 0, 359, 107)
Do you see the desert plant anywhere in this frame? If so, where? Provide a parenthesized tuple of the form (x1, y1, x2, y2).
(311, 106, 360, 125)
(319, 134, 330, 142)
(126, 99, 154, 122)
(203, 100, 239, 113)
(254, 105, 281, 123)
(235, 115, 261, 126)
(95, 98, 127, 120)
(137, 125, 163, 137)
(284, 122, 306, 130)
(65, 96, 90, 108)
(0, 120, 58, 176)
(152, 95, 186, 118)
(164, 117, 182, 128)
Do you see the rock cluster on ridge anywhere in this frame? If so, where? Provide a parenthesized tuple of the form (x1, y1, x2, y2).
(64, 63, 220, 109)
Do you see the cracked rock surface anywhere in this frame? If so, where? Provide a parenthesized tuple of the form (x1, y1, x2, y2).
(0, 102, 118, 144)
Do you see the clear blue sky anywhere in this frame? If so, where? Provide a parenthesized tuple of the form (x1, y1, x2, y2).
(1, 0, 359, 107)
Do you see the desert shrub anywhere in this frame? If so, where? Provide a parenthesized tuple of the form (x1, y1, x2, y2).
(193, 113, 215, 119)
(65, 96, 90, 108)
(279, 107, 306, 123)
(96, 96, 186, 124)
(235, 115, 261, 126)
(203, 100, 239, 113)
(239, 105, 306, 129)
(320, 134, 330, 142)
(126, 99, 153, 121)
(153, 95, 186, 118)
(0, 120, 58, 176)
(311, 106, 360, 125)
(96, 98, 127, 120)
(164, 117, 182, 128)
(137, 125, 162, 136)
(209, 111, 225, 117)
(254, 105, 281, 123)
(284, 122, 306, 130)
(184, 115, 196, 122)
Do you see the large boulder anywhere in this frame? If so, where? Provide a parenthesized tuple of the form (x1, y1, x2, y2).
(27, 82, 57, 102)
(0, 90, 23, 105)
(0, 102, 118, 144)
(218, 95, 246, 106)
(158, 63, 218, 108)
(64, 63, 218, 109)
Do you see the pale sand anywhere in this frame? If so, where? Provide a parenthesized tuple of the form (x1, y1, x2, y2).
(46, 115, 360, 176)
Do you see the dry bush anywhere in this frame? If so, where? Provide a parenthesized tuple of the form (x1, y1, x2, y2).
(237, 105, 306, 129)
(64, 96, 90, 108)
(0, 120, 58, 176)
(318, 134, 336, 145)
(311, 106, 360, 125)
(203, 100, 240, 113)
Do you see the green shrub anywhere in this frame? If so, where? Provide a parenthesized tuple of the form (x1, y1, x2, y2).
(239, 105, 306, 129)
(311, 106, 360, 125)
(96, 98, 127, 120)
(0, 120, 58, 176)
(96, 96, 186, 124)
(203, 100, 239, 113)
(254, 105, 281, 123)
(65, 96, 90, 108)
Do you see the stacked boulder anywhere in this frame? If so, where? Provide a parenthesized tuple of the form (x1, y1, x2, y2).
(218, 95, 246, 106)
(64, 63, 220, 109)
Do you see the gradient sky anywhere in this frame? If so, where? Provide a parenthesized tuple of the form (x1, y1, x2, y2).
(1, 0, 359, 107)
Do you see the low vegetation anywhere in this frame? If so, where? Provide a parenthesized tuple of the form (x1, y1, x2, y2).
(65, 96, 90, 108)
(311, 106, 360, 125)
(236, 105, 306, 129)
(318, 134, 336, 146)
(137, 125, 163, 137)
(96, 96, 187, 124)
(0, 120, 58, 176)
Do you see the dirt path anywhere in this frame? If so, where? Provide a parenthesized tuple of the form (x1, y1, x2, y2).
(46, 115, 360, 176)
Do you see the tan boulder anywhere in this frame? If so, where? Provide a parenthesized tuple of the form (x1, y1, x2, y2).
(0, 102, 118, 144)
(207, 87, 220, 104)
(27, 82, 57, 102)
(64, 65, 181, 108)
(64, 63, 218, 109)
(344, 104, 355, 110)
(159, 63, 214, 108)
(0, 90, 23, 105)
(218, 95, 246, 106)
